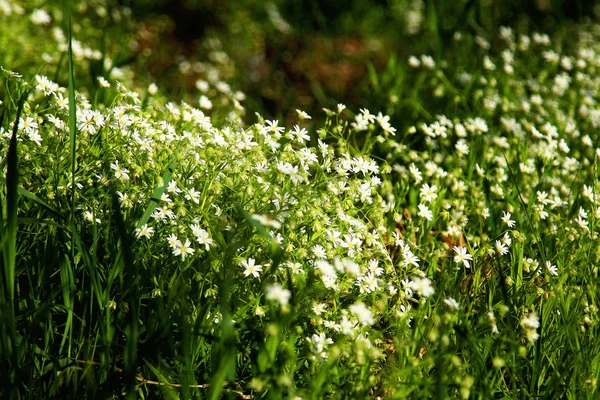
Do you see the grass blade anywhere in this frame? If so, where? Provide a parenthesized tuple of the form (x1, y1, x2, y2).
(136, 157, 177, 229)
(67, 3, 77, 224)
(0, 89, 28, 394)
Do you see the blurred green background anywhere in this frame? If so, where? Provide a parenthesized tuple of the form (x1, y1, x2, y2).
(120, 0, 600, 123)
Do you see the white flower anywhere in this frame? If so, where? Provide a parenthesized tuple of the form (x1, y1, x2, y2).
(501, 211, 516, 228)
(418, 203, 433, 221)
(307, 333, 334, 358)
(190, 224, 213, 250)
(173, 239, 195, 260)
(97, 76, 111, 88)
(545, 260, 558, 276)
(521, 312, 540, 343)
(185, 188, 201, 204)
(251, 214, 281, 229)
(312, 303, 327, 315)
(296, 109, 312, 120)
(241, 258, 263, 278)
(199, 95, 212, 109)
(407, 277, 435, 297)
(444, 298, 460, 311)
(167, 233, 179, 248)
(453, 246, 473, 269)
(419, 183, 438, 203)
(408, 56, 420, 67)
(135, 224, 154, 239)
(350, 302, 375, 326)
(110, 160, 130, 181)
(147, 83, 158, 95)
(495, 240, 509, 256)
(266, 284, 291, 307)
(31, 9, 52, 25)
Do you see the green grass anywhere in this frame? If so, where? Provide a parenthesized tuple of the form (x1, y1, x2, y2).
(1, 0, 600, 399)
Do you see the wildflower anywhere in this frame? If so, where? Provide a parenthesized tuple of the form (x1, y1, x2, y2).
(136, 224, 154, 239)
(263, 119, 284, 138)
(368, 259, 384, 276)
(583, 185, 595, 202)
(296, 109, 311, 120)
(417, 203, 433, 221)
(340, 234, 363, 257)
(306, 333, 334, 358)
(190, 224, 213, 250)
(173, 239, 195, 260)
(147, 83, 158, 95)
(350, 302, 375, 326)
(453, 246, 473, 269)
(185, 188, 201, 204)
(315, 260, 337, 279)
(455, 139, 469, 156)
(495, 240, 509, 256)
(545, 260, 558, 276)
(83, 211, 101, 224)
(266, 284, 291, 307)
(481, 207, 490, 219)
(537, 191, 550, 205)
(97, 76, 111, 88)
(421, 55, 435, 69)
(312, 245, 327, 259)
(408, 56, 420, 67)
(167, 180, 182, 194)
(420, 183, 438, 203)
(167, 233, 179, 248)
(241, 258, 263, 278)
(521, 312, 540, 343)
(198, 95, 212, 110)
(501, 211, 516, 228)
(444, 297, 460, 311)
(312, 303, 327, 315)
(110, 160, 130, 181)
(35, 75, 59, 95)
(407, 276, 435, 297)
(31, 9, 51, 25)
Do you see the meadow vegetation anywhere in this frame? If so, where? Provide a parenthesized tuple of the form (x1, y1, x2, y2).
(1, 0, 600, 398)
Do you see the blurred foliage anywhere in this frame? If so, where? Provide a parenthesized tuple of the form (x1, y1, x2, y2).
(122, 0, 600, 123)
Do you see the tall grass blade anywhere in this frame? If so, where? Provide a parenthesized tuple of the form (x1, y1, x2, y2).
(111, 191, 139, 397)
(66, 1, 77, 224)
(1, 89, 28, 394)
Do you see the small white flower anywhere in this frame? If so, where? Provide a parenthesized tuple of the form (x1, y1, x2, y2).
(266, 284, 291, 307)
(173, 239, 195, 260)
(312, 303, 327, 315)
(545, 260, 558, 276)
(418, 203, 433, 221)
(350, 302, 375, 326)
(453, 246, 473, 269)
(110, 160, 130, 181)
(147, 83, 158, 95)
(241, 258, 263, 278)
(444, 298, 460, 311)
(190, 224, 213, 250)
(407, 277, 435, 297)
(31, 9, 52, 25)
(296, 109, 312, 120)
(501, 211, 516, 228)
(419, 183, 438, 203)
(135, 224, 154, 239)
(495, 240, 508, 256)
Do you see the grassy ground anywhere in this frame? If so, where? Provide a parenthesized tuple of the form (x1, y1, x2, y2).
(1, 0, 600, 398)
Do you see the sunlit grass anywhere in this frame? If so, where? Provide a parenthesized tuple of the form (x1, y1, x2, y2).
(1, 1, 600, 399)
